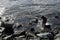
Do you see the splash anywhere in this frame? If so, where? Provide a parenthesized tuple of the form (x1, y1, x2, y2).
(0, 7, 6, 16)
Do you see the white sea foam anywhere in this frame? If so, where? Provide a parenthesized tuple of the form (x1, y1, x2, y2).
(0, 7, 5, 15)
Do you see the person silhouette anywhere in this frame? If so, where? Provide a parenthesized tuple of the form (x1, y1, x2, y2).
(41, 16, 47, 28)
(44, 22, 52, 32)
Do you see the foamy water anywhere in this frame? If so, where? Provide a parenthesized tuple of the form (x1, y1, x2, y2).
(0, 0, 60, 40)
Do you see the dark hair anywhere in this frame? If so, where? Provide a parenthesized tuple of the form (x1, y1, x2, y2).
(41, 16, 44, 18)
(41, 16, 47, 19)
(45, 25, 51, 30)
(41, 16, 47, 24)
